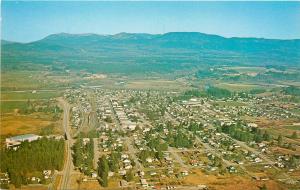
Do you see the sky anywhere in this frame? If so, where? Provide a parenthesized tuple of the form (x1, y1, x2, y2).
(1, 1, 300, 42)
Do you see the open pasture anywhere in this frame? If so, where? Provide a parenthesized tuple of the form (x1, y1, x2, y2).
(215, 82, 262, 92)
(1, 91, 61, 101)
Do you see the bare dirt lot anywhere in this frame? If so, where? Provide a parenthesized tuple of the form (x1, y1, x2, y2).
(183, 169, 287, 190)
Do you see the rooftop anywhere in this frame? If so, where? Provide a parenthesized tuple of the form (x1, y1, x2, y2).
(8, 134, 39, 141)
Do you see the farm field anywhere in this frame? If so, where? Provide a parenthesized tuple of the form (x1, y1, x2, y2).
(125, 79, 189, 91)
(0, 113, 62, 137)
(1, 91, 61, 101)
(1, 101, 28, 113)
(215, 82, 263, 92)
(183, 169, 286, 190)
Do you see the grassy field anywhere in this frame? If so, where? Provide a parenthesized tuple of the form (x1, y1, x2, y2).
(226, 66, 266, 74)
(284, 125, 300, 131)
(183, 169, 285, 190)
(1, 91, 61, 101)
(125, 79, 189, 91)
(0, 101, 28, 113)
(215, 82, 262, 92)
(1, 71, 83, 91)
(0, 113, 62, 137)
(69, 174, 101, 190)
(1, 71, 49, 90)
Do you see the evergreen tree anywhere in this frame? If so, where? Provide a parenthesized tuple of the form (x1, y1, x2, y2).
(263, 131, 271, 141)
(98, 156, 109, 187)
(291, 131, 298, 139)
(125, 170, 134, 182)
(277, 135, 283, 146)
(0, 138, 64, 187)
(260, 184, 267, 190)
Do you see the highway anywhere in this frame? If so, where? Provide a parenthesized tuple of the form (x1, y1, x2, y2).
(57, 98, 73, 190)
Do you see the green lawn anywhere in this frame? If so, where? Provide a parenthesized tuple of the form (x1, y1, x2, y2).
(0, 101, 28, 113)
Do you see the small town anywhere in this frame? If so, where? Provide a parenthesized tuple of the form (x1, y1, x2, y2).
(2, 87, 299, 190)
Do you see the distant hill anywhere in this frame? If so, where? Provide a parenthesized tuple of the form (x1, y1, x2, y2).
(2, 32, 300, 74)
(1, 40, 17, 45)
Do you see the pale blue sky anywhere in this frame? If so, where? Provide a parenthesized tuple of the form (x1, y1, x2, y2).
(2, 1, 300, 42)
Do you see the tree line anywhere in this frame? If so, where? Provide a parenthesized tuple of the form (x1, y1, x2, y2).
(0, 138, 64, 188)
(72, 136, 94, 176)
(218, 123, 272, 143)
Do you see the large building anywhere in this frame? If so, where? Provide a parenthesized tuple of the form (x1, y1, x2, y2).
(6, 134, 41, 148)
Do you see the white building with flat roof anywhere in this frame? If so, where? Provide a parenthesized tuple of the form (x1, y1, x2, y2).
(6, 134, 41, 148)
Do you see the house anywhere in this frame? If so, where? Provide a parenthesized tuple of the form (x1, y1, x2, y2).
(181, 170, 189, 176)
(146, 157, 153, 163)
(6, 134, 40, 148)
(120, 180, 128, 187)
(82, 138, 90, 145)
(247, 123, 258, 128)
(119, 170, 126, 176)
(138, 171, 145, 177)
(140, 179, 148, 187)
(43, 170, 51, 179)
(91, 172, 97, 178)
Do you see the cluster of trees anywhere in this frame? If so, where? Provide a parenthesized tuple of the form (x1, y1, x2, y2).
(182, 90, 204, 98)
(137, 135, 169, 162)
(140, 108, 162, 121)
(98, 151, 133, 187)
(287, 156, 299, 168)
(188, 122, 204, 134)
(248, 88, 266, 94)
(23, 100, 63, 117)
(166, 130, 194, 148)
(291, 131, 298, 139)
(219, 124, 271, 143)
(104, 116, 113, 123)
(224, 71, 300, 84)
(283, 86, 300, 96)
(139, 150, 156, 165)
(206, 86, 232, 98)
(72, 136, 94, 176)
(125, 170, 134, 182)
(277, 135, 296, 151)
(108, 152, 121, 172)
(0, 138, 64, 188)
(98, 156, 109, 187)
(179, 86, 233, 100)
(147, 136, 168, 152)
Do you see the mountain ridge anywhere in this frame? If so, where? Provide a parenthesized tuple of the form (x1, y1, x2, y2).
(3, 32, 300, 44)
(2, 32, 300, 74)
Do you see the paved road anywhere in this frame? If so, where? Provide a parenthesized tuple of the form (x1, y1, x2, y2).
(57, 98, 73, 190)
(107, 97, 144, 170)
(168, 147, 189, 168)
(125, 137, 144, 170)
